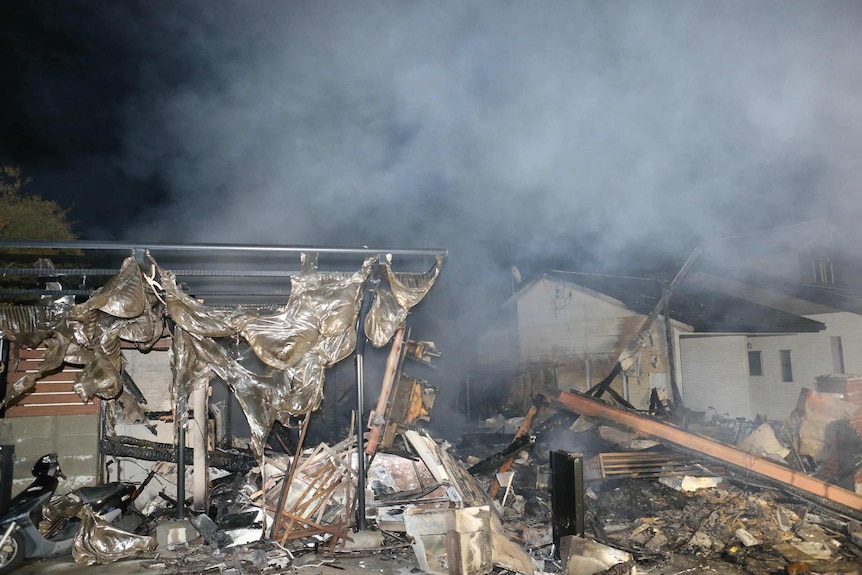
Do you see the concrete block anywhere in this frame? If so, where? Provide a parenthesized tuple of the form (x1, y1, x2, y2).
(561, 535, 634, 575)
(56, 431, 98, 457)
(0, 421, 15, 444)
(58, 454, 98, 478)
(156, 519, 200, 550)
(14, 436, 56, 461)
(11, 416, 57, 439)
(57, 414, 98, 436)
(342, 530, 384, 549)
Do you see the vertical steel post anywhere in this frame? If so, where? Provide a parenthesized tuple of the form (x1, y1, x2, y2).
(98, 401, 107, 483)
(354, 275, 379, 531)
(354, 352, 367, 531)
(176, 392, 187, 520)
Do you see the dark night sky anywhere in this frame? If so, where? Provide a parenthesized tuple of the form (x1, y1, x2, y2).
(3, 1, 862, 340)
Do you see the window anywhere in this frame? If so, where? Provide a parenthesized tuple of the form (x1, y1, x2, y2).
(780, 350, 793, 382)
(812, 259, 834, 285)
(748, 351, 763, 376)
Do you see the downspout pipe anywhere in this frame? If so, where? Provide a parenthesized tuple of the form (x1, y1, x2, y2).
(354, 274, 379, 531)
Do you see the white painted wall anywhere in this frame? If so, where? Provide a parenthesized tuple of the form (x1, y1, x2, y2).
(679, 335, 751, 418)
(745, 333, 827, 419)
(123, 348, 173, 410)
(743, 312, 862, 418)
(808, 311, 862, 375)
(514, 278, 632, 364)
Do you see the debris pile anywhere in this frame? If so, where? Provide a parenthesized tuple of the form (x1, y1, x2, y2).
(1, 249, 861, 575)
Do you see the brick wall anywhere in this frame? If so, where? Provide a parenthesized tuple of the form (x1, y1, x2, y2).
(844, 377, 862, 493)
(815, 375, 862, 494)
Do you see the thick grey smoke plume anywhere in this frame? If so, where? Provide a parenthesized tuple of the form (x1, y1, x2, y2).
(117, 2, 862, 262)
(4, 0, 861, 436)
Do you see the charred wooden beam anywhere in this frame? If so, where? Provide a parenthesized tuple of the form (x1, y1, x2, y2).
(101, 435, 255, 472)
(467, 435, 533, 476)
(543, 388, 862, 521)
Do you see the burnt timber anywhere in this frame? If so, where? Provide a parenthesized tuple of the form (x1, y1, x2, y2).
(542, 388, 862, 521)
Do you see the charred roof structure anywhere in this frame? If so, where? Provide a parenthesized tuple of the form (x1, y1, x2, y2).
(0, 240, 445, 529)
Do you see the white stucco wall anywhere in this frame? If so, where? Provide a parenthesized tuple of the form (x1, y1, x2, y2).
(807, 311, 862, 375)
(744, 312, 862, 418)
(515, 278, 632, 364)
(679, 335, 751, 418)
(123, 348, 173, 410)
(745, 333, 827, 419)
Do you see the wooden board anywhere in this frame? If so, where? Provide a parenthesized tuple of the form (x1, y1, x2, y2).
(4, 347, 98, 417)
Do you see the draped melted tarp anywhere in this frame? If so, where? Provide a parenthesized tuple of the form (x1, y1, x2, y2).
(365, 255, 443, 347)
(40, 493, 157, 565)
(0, 255, 164, 405)
(0, 251, 442, 460)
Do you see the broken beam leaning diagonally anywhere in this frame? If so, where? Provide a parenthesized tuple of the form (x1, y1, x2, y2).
(542, 388, 862, 521)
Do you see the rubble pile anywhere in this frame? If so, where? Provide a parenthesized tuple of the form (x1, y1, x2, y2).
(2, 251, 861, 574)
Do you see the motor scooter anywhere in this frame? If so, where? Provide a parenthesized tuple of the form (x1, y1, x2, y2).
(0, 453, 137, 574)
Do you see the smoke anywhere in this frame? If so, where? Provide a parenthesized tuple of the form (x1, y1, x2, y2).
(6, 2, 862, 392)
(109, 3, 862, 267)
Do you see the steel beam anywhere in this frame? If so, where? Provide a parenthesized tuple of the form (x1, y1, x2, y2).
(0, 239, 447, 258)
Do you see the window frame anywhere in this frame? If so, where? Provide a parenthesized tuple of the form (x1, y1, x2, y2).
(747, 350, 763, 376)
(812, 259, 834, 285)
(779, 349, 793, 382)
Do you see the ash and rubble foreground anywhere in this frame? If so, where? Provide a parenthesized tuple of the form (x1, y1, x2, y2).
(38, 387, 860, 575)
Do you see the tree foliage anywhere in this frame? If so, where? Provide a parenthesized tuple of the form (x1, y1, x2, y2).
(0, 166, 77, 241)
(0, 166, 79, 299)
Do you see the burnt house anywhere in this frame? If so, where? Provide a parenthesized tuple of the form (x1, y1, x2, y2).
(476, 270, 826, 419)
(685, 220, 862, 418)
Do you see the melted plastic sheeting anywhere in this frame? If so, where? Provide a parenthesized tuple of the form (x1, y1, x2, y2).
(0, 251, 443, 462)
(234, 304, 320, 371)
(0, 305, 56, 347)
(73, 354, 123, 401)
(159, 265, 236, 337)
(114, 291, 166, 349)
(234, 260, 372, 371)
(364, 256, 442, 348)
(166, 258, 376, 458)
(381, 255, 443, 310)
(72, 506, 157, 565)
(40, 493, 84, 535)
(365, 288, 409, 348)
(172, 328, 276, 459)
(77, 255, 147, 319)
(3, 374, 37, 406)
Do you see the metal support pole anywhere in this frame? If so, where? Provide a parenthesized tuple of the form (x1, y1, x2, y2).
(354, 275, 379, 531)
(176, 393, 187, 520)
(97, 401, 107, 484)
(192, 385, 209, 513)
(0, 337, 7, 419)
(355, 352, 367, 531)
